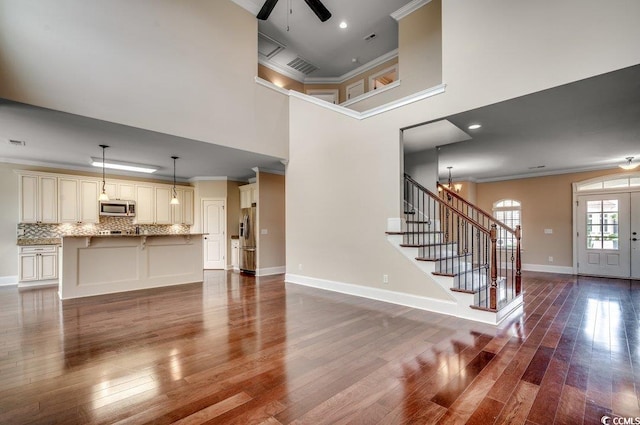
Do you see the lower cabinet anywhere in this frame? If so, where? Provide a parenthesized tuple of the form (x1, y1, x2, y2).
(19, 246, 59, 282)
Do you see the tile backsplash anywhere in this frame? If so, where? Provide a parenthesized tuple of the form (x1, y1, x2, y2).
(18, 217, 190, 238)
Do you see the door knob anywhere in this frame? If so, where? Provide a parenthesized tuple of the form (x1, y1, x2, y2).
(633, 238, 638, 241)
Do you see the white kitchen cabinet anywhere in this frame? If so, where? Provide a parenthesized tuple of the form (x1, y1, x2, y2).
(135, 185, 154, 224)
(19, 174, 58, 223)
(19, 246, 58, 283)
(171, 188, 194, 225)
(58, 178, 79, 223)
(239, 183, 257, 209)
(58, 178, 99, 223)
(155, 187, 172, 224)
(118, 183, 135, 200)
(79, 180, 99, 223)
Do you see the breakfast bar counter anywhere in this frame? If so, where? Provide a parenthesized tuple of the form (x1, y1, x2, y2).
(59, 234, 204, 300)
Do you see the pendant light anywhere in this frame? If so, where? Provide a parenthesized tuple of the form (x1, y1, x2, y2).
(98, 145, 110, 201)
(170, 156, 180, 205)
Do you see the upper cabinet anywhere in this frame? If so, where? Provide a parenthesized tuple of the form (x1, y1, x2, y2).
(239, 183, 257, 209)
(19, 174, 57, 224)
(18, 171, 194, 225)
(58, 178, 99, 224)
(171, 188, 194, 225)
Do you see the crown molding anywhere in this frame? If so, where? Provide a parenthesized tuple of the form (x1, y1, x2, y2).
(304, 49, 399, 85)
(253, 167, 286, 176)
(188, 176, 229, 182)
(229, 0, 261, 15)
(391, 0, 432, 21)
(473, 164, 620, 183)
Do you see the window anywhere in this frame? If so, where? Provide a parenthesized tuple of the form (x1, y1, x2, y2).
(493, 199, 521, 248)
(586, 199, 619, 250)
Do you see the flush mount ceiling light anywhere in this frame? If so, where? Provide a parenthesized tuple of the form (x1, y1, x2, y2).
(619, 156, 639, 170)
(468, 124, 482, 130)
(339, 21, 347, 29)
(98, 145, 110, 201)
(91, 157, 158, 174)
(170, 156, 180, 205)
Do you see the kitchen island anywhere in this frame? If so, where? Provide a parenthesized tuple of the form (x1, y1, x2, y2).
(59, 234, 204, 300)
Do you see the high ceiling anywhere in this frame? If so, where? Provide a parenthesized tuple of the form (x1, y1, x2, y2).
(237, 0, 413, 79)
(403, 64, 640, 182)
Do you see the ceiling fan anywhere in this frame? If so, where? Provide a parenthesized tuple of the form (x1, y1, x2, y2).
(257, 0, 332, 23)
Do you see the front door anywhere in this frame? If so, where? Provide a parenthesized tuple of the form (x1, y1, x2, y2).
(632, 192, 640, 279)
(202, 199, 226, 269)
(577, 193, 631, 278)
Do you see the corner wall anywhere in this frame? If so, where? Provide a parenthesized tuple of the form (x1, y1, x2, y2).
(257, 172, 285, 274)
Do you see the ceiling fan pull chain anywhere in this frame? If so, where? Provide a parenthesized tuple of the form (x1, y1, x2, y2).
(286, 0, 291, 31)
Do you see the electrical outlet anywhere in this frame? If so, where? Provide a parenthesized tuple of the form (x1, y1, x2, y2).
(548, 256, 554, 262)
(261, 229, 268, 235)
(383, 274, 389, 284)
(544, 229, 553, 234)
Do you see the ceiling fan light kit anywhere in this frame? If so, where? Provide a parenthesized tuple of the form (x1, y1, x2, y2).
(257, 0, 331, 22)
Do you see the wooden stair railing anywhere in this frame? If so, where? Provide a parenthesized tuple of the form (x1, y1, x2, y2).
(403, 174, 522, 311)
(438, 183, 522, 299)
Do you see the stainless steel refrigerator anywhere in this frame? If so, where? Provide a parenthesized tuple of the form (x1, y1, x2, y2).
(239, 206, 257, 274)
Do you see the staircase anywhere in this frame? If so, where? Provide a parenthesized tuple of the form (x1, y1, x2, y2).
(387, 174, 523, 324)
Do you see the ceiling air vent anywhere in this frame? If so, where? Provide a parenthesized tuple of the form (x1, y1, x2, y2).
(287, 57, 318, 75)
(8, 139, 26, 147)
(364, 33, 376, 41)
(258, 32, 286, 59)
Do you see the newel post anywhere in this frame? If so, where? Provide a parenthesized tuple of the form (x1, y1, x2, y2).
(515, 225, 522, 296)
(490, 224, 497, 310)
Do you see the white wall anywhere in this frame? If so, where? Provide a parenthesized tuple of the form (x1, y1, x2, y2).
(0, 0, 288, 159)
(286, 0, 640, 298)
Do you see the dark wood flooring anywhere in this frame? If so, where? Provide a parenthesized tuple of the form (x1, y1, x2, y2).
(0, 271, 638, 424)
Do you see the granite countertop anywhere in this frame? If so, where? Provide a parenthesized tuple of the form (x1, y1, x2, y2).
(17, 238, 62, 246)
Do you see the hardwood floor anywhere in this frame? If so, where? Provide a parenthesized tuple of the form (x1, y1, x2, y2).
(0, 271, 638, 424)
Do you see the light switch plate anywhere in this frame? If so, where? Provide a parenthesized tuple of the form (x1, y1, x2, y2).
(261, 229, 268, 235)
(544, 229, 553, 234)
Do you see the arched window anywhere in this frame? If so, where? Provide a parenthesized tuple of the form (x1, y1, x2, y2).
(493, 200, 521, 247)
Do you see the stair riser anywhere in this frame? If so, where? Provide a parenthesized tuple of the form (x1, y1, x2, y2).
(404, 234, 443, 245)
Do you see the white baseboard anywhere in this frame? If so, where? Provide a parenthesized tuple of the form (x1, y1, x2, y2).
(257, 266, 286, 276)
(285, 273, 459, 315)
(0, 276, 18, 286)
(18, 280, 58, 289)
(522, 263, 574, 274)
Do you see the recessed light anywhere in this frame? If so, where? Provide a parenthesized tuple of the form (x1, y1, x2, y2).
(339, 21, 347, 29)
(468, 124, 482, 130)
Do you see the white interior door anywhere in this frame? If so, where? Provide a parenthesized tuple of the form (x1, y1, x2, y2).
(632, 192, 640, 279)
(202, 199, 226, 269)
(577, 193, 631, 278)
(346, 79, 364, 100)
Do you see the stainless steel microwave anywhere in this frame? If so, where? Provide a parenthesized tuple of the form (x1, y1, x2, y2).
(99, 200, 136, 216)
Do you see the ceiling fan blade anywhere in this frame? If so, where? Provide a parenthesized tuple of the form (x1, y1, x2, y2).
(257, 0, 279, 20)
(303, 0, 332, 22)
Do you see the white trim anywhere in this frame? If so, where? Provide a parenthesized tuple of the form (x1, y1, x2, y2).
(229, 0, 261, 15)
(0, 275, 18, 286)
(256, 77, 447, 120)
(18, 280, 57, 289)
(285, 273, 458, 314)
(391, 0, 432, 21)
(305, 49, 399, 84)
(341, 80, 401, 107)
(521, 263, 574, 274)
(257, 266, 286, 276)
(305, 88, 339, 105)
(253, 167, 286, 176)
(473, 164, 621, 184)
